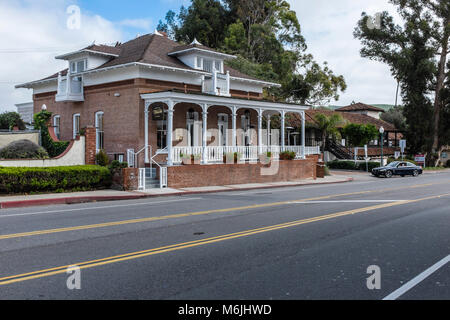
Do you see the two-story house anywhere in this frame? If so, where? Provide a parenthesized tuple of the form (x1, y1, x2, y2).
(16, 32, 319, 171)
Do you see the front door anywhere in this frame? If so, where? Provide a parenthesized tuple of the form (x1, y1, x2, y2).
(218, 114, 228, 146)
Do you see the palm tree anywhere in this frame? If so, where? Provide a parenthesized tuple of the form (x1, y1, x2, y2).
(314, 113, 344, 152)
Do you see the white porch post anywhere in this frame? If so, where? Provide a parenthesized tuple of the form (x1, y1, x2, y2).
(167, 100, 174, 166)
(258, 109, 263, 155)
(302, 111, 306, 159)
(232, 106, 237, 147)
(281, 110, 286, 151)
(144, 105, 150, 163)
(202, 104, 208, 164)
(266, 115, 271, 147)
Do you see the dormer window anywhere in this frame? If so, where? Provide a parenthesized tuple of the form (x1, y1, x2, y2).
(70, 59, 87, 74)
(196, 57, 223, 73)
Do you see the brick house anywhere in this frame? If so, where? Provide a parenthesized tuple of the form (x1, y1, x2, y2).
(16, 32, 321, 188)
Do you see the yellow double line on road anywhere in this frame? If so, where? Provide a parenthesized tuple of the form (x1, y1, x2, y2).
(0, 181, 448, 241)
(0, 192, 448, 287)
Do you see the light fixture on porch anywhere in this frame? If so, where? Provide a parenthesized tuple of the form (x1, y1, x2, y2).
(188, 108, 195, 120)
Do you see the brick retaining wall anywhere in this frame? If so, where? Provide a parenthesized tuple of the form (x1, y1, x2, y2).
(166, 159, 317, 189)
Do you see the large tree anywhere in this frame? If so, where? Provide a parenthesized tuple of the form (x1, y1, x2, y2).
(354, 0, 450, 165)
(159, 0, 346, 107)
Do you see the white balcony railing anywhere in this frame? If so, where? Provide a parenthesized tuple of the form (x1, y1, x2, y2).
(202, 70, 230, 96)
(55, 73, 84, 102)
(172, 145, 321, 164)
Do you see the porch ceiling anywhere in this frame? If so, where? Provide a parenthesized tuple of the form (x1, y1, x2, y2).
(141, 90, 309, 113)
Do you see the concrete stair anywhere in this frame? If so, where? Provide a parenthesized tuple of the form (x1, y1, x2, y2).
(145, 168, 160, 189)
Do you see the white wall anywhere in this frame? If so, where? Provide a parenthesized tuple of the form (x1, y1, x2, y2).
(0, 137, 85, 167)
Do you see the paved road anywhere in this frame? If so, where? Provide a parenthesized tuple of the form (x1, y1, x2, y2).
(0, 172, 449, 300)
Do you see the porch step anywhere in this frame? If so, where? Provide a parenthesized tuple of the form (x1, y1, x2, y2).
(144, 168, 160, 189)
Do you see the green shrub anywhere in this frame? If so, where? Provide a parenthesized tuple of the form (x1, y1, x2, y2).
(327, 160, 380, 171)
(95, 150, 109, 166)
(0, 166, 112, 194)
(0, 140, 49, 159)
(108, 160, 128, 174)
(33, 111, 70, 157)
(0, 112, 26, 130)
(280, 151, 296, 160)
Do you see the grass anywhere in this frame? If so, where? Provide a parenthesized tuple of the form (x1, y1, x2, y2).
(423, 167, 448, 171)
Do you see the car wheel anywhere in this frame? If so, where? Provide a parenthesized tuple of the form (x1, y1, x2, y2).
(413, 170, 419, 177)
(385, 171, 393, 178)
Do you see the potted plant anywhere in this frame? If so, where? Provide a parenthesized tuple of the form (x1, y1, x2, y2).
(259, 152, 273, 166)
(223, 152, 242, 164)
(279, 151, 296, 161)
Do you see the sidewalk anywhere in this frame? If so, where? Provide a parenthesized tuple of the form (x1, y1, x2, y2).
(0, 175, 353, 209)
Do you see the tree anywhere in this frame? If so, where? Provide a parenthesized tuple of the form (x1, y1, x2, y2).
(313, 113, 345, 152)
(354, 0, 450, 165)
(380, 106, 406, 131)
(342, 123, 379, 147)
(159, 0, 346, 106)
(0, 112, 26, 130)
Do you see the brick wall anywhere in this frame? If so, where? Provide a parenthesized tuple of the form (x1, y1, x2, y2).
(85, 126, 96, 165)
(166, 159, 317, 189)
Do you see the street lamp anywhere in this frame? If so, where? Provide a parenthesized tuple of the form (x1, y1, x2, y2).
(379, 126, 385, 166)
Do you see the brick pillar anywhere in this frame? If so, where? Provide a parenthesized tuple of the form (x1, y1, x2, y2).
(85, 126, 97, 165)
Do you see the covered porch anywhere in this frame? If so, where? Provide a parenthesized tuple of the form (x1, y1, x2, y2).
(141, 91, 320, 166)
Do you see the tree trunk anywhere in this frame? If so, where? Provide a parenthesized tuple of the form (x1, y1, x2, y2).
(432, 19, 449, 156)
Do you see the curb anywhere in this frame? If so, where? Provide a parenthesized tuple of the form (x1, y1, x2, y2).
(0, 177, 354, 209)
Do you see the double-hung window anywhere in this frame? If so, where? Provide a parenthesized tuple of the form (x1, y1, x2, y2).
(95, 111, 104, 152)
(53, 115, 61, 140)
(73, 114, 80, 139)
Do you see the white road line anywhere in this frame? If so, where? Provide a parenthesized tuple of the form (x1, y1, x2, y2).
(0, 198, 202, 218)
(383, 255, 450, 300)
(289, 200, 406, 204)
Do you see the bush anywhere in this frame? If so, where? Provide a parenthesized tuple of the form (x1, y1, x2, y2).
(280, 151, 296, 160)
(327, 160, 380, 171)
(0, 140, 49, 159)
(0, 112, 26, 130)
(108, 160, 128, 173)
(0, 165, 112, 194)
(96, 150, 110, 166)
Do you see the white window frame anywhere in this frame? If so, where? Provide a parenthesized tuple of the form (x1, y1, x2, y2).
(70, 59, 87, 74)
(73, 113, 80, 139)
(95, 111, 104, 152)
(53, 115, 61, 140)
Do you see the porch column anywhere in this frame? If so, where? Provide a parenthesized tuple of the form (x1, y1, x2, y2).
(301, 111, 306, 159)
(258, 109, 263, 155)
(202, 104, 208, 164)
(167, 100, 174, 166)
(281, 110, 286, 151)
(267, 116, 271, 147)
(232, 106, 237, 147)
(144, 106, 150, 163)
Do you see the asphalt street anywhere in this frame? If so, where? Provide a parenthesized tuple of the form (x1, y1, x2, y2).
(0, 171, 449, 300)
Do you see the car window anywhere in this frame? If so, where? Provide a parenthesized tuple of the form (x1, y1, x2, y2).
(407, 162, 416, 167)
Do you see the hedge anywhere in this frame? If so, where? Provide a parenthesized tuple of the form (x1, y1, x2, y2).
(0, 165, 112, 194)
(327, 160, 380, 171)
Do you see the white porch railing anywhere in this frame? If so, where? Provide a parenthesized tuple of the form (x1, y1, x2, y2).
(172, 145, 321, 164)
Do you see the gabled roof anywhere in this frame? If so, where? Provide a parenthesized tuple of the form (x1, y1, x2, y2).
(17, 33, 277, 89)
(288, 109, 397, 132)
(168, 39, 236, 59)
(336, 102, 385, 113)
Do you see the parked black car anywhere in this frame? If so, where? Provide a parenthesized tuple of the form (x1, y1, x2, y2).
(372, 161, 423, 178)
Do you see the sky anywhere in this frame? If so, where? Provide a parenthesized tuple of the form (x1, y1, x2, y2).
(0, 0, 401, 112)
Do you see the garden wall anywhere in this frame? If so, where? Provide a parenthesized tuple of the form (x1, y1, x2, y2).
(0, 131, 40, 149)
(0, 136, 85, 167)
(166, 158, 317, 189)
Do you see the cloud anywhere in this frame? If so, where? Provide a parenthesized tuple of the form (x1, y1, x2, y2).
(289, 0, 402, 106)
(0, 0, 123, 112)
(119, 18, 153, 31)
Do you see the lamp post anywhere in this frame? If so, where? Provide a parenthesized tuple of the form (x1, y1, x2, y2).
(379, 126, 385, 166)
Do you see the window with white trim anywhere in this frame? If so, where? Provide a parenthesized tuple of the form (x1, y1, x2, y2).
(95, 111, 104, 152)
(53, 115, 61, 140)
(73, 114, 80, 139)
(70, 59, 87, 74)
